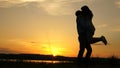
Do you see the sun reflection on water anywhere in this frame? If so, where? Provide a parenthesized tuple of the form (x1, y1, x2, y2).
(0, 59, 73, 64)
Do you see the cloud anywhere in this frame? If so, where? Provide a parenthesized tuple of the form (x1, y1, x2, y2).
(0, 47, 19, 53)
(113, 29, 120, 32)
(7, 39, 36, 46)
(97, 24, 108, 28)
(0, 0, 43, 7)
(0, 0, 95, 15)
(111, 26, 120, 32)
(0, 0, 95, 8)
(115, 0, 120, 8)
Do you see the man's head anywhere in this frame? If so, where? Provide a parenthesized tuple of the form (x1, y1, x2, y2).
(75, 10, 82, 16)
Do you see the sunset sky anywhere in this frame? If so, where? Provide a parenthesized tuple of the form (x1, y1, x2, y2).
(0, 0, 120, 58)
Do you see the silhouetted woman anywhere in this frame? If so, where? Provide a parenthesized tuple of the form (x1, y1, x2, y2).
(76, 5, 107, 63)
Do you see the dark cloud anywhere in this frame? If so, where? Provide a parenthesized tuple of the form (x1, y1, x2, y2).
(0, 47, 18, 54)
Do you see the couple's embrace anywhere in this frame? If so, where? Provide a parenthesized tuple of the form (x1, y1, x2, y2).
(75, 5, 107, 63)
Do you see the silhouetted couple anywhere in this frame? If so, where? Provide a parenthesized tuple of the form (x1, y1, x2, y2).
(76, 5, 107, 64)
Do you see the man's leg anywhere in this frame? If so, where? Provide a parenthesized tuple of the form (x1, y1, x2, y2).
(85, 44, 92, 59)
(78, 46, 85, 61)
(84, 42, 92, 67)
(77, 36, 85, 61)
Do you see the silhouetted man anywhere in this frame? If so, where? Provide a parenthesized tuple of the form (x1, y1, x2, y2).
(76, 5, 107, 63)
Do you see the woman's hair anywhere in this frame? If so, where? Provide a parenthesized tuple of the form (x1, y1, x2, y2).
(81, 5, 90, 11)
(81, 5, 93, 17)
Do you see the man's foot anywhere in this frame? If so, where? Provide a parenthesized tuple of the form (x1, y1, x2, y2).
(101, 36, 107, 45)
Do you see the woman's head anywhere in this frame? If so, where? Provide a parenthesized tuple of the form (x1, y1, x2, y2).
(81, 5, 90, 11)
(81, 5, 93, 17)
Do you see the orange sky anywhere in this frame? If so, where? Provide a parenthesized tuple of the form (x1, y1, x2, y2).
(0, 0, 120, 58)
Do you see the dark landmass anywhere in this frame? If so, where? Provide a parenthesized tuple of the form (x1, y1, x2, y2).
(0, 53, 75, 61)
(0, 54, 120, 68)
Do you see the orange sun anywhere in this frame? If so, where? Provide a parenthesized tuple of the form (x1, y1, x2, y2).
(42, 43, 62, 56)
(51, 47, 60, 56)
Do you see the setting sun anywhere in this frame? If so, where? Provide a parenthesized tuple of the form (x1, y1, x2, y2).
(0, 0, 120, 58)
(41, 42, 63, 57)
(51, 47, 60, 56)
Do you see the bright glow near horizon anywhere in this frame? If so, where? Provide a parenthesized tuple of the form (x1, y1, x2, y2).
(0, 0, 120, 58)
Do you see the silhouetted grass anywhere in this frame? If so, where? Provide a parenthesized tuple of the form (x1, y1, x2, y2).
(0, 60, 120, 68)
(0, 54, 120, 68)
(0, 61, 77, 68)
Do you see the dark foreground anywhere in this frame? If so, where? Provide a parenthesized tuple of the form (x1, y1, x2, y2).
(0, 61, 120, 68)
(0, 54, 120, 68)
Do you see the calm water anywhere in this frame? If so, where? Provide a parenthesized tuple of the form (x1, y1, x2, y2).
(0, 59, 73, 64)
